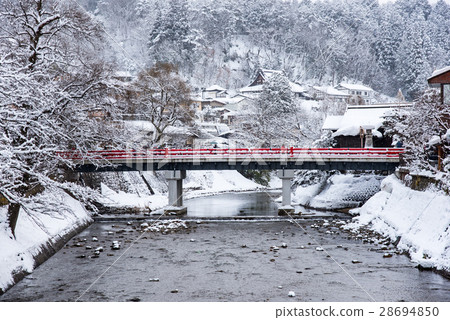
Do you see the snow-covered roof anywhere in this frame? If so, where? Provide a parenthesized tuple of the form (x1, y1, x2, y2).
(313, 86, 350, 96)
(114, 71, 133, 78)
(330, 105, 395, 137)
(337, 83, 373, 92)
(428, 66, 450, 80)
(240, 82, 305, 94)
(124, 121, 194, 136)
(205, 85, 226, 92)
(213, 96, 246, 105)
(260, 69, 283, 80)
(289, 82, 306, 93)
(322, 115, 344, 130)
(240, 84, 263, 93)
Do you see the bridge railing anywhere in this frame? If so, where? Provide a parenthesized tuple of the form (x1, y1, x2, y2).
(57, 148, 404, 162)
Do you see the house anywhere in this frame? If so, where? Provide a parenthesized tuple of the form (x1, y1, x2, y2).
(201, 85, 228, 100)
(310, 86, 350, 102)
(322, 103, 412, 148)
(427, 66, 450, 171)
(239, 69, 308, 98)
(335, 83, 374, 105)
(428, 66, 450, 104)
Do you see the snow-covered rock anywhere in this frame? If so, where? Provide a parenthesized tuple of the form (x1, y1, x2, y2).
(292, 173, 384, 210)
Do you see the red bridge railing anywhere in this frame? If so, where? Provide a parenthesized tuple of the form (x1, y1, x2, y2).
(57, 148, 404, 161)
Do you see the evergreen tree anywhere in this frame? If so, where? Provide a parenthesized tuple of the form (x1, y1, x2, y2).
(395, 13, 432, 99)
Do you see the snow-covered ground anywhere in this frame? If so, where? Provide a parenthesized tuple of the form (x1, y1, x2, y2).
(347, 175, 450, 272)
(0, 190, 92, 293)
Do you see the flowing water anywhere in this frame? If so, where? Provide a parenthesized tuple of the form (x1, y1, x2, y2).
(1, 192, 449, 302)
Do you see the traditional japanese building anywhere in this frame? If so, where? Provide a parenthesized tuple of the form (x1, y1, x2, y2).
(427, 66, 450, 105)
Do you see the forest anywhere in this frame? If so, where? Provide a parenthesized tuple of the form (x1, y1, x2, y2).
(79, 0, 450, 99)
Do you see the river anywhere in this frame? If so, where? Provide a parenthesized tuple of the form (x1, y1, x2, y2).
(1, 191, 449, 302)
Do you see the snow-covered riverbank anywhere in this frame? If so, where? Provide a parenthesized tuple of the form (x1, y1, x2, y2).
(0, 191, 92, 293)
(347, 175, 450, 273)
(2, 171, 449, 295)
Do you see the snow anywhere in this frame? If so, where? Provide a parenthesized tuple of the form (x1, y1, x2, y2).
(212, 96, 246, 105)
(444, 129, 450, 143)
(99, 183, 168, 210)
(205, 85, 226, 92)
(337, 83, 373, 92)
(427, 135, 441, 146)
(125, 120, 193, 135)
(0, 190, 92, 292)
(289, 82, 306, 93)
(347, 175, 450, 271)
(240, 84, 263, 93)
(429, 66, 450, 79)
(322, 115, 343, 130)
(97, 170, 262, 210)
(312, 86, 350, 97)
(292, 173, 384, 210)
(331, 105, 394, 137)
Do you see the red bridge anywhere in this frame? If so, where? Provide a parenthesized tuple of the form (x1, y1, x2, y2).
(60, 147, 404, 172)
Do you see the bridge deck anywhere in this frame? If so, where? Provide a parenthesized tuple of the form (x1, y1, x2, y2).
(59, 148, 404, 172)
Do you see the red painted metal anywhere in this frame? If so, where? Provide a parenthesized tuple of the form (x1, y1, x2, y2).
(57, 148, 405, 161)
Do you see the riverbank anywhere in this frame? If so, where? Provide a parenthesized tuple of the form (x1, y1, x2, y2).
(0, 191, 92, 294)
(1, 219, 448, 302)
(346, 175, 450, 275)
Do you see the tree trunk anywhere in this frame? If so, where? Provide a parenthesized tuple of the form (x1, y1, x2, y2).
(8, 203, 21, 238)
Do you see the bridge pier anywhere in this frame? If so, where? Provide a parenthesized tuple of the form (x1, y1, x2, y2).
(277, 169, 295, 216)
(164, 170, 187, 215)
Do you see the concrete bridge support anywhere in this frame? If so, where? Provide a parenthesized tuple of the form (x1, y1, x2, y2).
(164, 170, 187, 215)
(277, 169, 295, 216)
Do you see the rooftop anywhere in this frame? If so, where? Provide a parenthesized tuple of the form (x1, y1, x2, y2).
(337, 83, 373, 92)
(205, 85, 227, 92)
(428, 66, 450, 80)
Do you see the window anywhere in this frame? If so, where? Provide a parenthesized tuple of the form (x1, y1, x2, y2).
(364, 91, 368, 96)
(356, 91, 362, 95)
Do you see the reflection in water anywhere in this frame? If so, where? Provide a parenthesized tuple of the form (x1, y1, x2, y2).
(185, 191, 280, 217)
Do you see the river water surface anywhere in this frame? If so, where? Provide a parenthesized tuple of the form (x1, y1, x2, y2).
(1, 192, 449, 302)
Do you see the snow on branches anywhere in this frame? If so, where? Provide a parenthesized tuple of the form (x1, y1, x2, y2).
(0, 0, 123, 232)
(384, 89, 450, 187)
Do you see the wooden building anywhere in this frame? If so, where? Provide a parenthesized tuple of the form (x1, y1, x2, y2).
(322, 103, 412, 148)
(428, 66, 450, 105)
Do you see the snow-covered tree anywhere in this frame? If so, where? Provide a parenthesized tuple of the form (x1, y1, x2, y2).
(384, 89, 450, 184)
(0, 0, 122, 235)
(125, 62, 194, 146)
(247, 72, 299, 146)
(394, 12, 432, 99)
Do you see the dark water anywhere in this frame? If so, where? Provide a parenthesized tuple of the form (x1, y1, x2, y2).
(1, 192, 449, 302)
